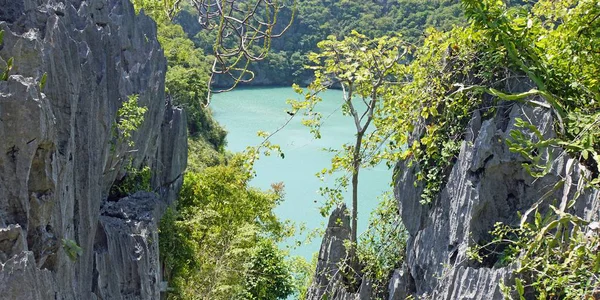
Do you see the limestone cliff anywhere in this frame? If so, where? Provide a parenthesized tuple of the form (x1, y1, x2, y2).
(309, 87, 600, 299)
(392, 98, 599, 299)
(0, 0, 187, 299)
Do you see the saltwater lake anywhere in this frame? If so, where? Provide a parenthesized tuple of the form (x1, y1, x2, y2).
(211, 87, 392, 259)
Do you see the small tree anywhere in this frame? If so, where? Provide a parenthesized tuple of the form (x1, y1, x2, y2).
(292, 31, 408, 274)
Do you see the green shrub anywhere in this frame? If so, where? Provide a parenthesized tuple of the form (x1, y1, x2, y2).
(186, 137, 227, 173)
(240, 239, 295, 300)
(116, 94, 147, 147)
(357, 192, 408, 298)
(470, 207, 600, 299)
(109, 165, 152, 198)
(159, 160, 296, 299)
(62, 238, 83, 261)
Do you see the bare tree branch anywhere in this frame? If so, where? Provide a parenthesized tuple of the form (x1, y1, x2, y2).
(183, 0, 296, 106)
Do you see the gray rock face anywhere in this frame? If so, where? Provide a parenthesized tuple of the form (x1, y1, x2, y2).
(0, 0, 186, 299)
(306, 203, 358, 300)
(95, 192, 165, 299)
(393, 99, 600, 299)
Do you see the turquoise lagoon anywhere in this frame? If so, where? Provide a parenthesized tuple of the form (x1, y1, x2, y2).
(211, 87, 392, 259)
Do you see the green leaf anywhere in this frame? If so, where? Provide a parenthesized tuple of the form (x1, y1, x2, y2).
(39, 72, 47, 90)
(1, 56, 13, 81)
(62, 238, 83, 261)
(515, 278, 525, 300)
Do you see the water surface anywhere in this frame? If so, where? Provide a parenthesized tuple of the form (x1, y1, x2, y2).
(211, 87, 391, 259)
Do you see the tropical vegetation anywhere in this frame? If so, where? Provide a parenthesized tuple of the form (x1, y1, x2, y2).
(284, 0, 600, 297)
(130, 0, 600, 298)
(131, 2, 306, 298)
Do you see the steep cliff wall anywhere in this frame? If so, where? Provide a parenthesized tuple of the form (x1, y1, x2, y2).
(0, 0, 187, 299)
(392, 98, 599, 299)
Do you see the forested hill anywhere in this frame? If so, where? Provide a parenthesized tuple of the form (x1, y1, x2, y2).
(175, 0, 466, 87)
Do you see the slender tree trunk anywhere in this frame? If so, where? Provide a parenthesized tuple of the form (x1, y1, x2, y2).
(345, 83, 377, 285)
(351, 164, 359, 248)
(349, 129, 364, 279)
(350, 141, 361, 247)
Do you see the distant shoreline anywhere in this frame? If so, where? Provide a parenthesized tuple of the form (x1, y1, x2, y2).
(212, 83, 344, 91)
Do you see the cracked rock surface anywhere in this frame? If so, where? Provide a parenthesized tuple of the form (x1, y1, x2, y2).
(306, 203, 354, 300)
(0, 0, 187, 299)
(392, 99, 600, 299)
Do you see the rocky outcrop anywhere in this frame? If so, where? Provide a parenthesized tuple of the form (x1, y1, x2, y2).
(94, 192, 166, 299)
(306, 203, 355, 299)
(306, 202, 380, 300)
(308, 83, 600, 299)
(393, 96, 600, 299)
(0, 0, 186, 299)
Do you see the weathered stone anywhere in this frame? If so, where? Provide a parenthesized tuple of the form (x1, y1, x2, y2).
(0, 0, 187, 299)
(0, 224, 27, 263)
(388, 266, 415, 300)
(393, 98, 600, 299)
(306, 203, 356, 300)
(0, 252, 59, 300)
(94, 192, 164, 299)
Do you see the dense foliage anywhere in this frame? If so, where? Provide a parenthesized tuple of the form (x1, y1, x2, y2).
(134, 1, 226, 147)
(240, 239, 296, 299)
(382, 25, 497, 205)
(463, 0, 600, 177)
(159, 158, 297, 299)
(176, 0, 466, 87)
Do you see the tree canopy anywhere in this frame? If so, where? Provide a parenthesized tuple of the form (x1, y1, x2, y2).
(177, 0, 466, 87)
(139, 0, 600, 298)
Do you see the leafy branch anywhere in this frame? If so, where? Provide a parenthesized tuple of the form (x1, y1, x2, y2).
(116, 94, 147, 147)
